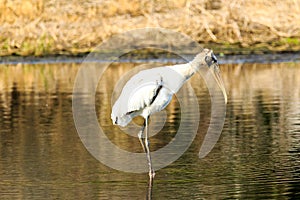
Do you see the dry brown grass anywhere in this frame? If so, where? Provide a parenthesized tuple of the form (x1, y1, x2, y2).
(0, 0, 300, 56)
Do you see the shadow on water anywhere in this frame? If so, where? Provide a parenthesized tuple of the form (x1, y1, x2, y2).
(0, 61, 300, 198)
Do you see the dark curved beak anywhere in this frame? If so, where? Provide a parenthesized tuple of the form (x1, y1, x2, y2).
(212, 63, 227, 104)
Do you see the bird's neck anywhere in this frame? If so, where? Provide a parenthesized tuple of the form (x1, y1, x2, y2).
(186, 63, 198, 80)
(170, 63, 197, 81)
(189, 59, 202, 72)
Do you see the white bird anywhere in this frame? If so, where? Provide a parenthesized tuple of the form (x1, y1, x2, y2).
(111, 49, 227, 178)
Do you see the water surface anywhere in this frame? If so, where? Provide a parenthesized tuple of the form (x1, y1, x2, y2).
(0, 60, 299, 199)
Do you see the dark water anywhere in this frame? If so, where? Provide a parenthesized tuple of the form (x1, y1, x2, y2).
(0, 61, 300, 199)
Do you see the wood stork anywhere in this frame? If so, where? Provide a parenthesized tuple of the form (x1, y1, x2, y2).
(111, 49, 227, 178)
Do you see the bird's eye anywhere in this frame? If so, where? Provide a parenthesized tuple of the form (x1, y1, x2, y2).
(212, 54, 217, 63)
(205, 56, 214, 66)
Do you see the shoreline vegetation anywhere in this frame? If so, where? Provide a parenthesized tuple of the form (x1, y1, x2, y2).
(0, 0, 300, 56)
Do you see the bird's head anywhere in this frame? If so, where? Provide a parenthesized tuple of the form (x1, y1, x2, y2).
(190, 49, 217, 68)
(191, 49, 227, 104)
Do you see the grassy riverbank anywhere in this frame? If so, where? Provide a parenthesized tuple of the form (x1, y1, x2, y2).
(0, 0, 300, 56)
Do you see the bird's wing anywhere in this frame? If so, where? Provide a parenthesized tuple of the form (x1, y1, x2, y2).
(112, 69, 165, 118)
(111, 66, 187, 126)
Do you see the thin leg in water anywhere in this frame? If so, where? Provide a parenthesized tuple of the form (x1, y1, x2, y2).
(147, 174, 153, 200)
(144, 116, 155, 178)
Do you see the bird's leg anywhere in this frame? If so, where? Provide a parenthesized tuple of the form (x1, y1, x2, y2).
(147, 173, 153, 200)
(145, 116, 155, 178)
(138, 123, 146, 153)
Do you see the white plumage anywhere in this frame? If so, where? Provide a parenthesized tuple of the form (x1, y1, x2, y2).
(111, 63, 193, 126)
